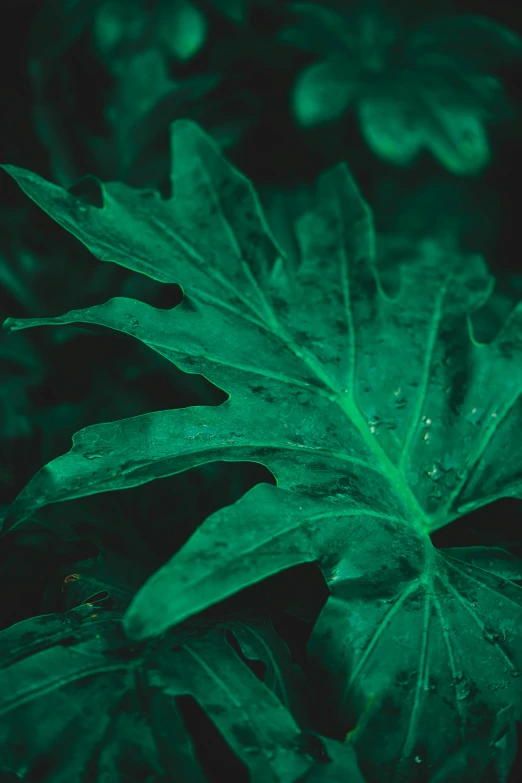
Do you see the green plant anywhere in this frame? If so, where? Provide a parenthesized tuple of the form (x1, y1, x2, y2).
(283, 1, 522, 174)
(2, 120, 522, 781)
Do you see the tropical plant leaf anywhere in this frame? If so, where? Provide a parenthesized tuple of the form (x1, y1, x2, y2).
(40, 551, 139, 614)
(3, 121, 522, 779)
(282, 3, 522, 173)
(279, 2, 362, 57)
(0, 605, 329, 782)
(3, 121, 522, 534)
(308, 544, 522, 781)
(225, 617, 314, 726)
(293, 61, 357, 127)
(408, 15, 522, 68)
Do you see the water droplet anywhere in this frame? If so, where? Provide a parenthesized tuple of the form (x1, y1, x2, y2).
(491, 411, 498, 418)
(368, 416, 380, 435)
(84, 451, 104, 460)
(423, 433, 430, 442)
(393, 387, 401, 396)
(510, 670, 520, 678)
(427, 463, 441, 480)
(414, 755, 422, 764)
(126, 314, 139, 330)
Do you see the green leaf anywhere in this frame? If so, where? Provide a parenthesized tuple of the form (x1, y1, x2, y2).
(358, 92, 491, 174)
(292, 61, 357, 127)
(408, 15, 522, 69)
(308, 551, 522, 781)
(207, 0, 249, 24)
(156, 0, 207, 62)
(40, 551, 138, 614)
(4, 121, 521, 538)
(420, 102, 491, 176)
(0, 608, 320, 782)
(357, 95, 425, 166)
(279, 3, 358, 57)
(283, 5, 519, 173)
(224, 617, 313, 726)
(4, 120, 522, 778)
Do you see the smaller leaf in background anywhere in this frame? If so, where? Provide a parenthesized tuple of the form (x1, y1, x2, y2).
(225, 617, 314, 727)
(103, 48, 220, 179)
(28, 0, 216, 188)
(292, 60, 358, 127)
(157, 0, 208, 61)
(0, 605, 340, 783)
(283, 1, 522, 174)
(0, 527, 99, 631)
(93, 0, 207, 67)
(207, 0, 250, 24)
(40, 552, 138, 615)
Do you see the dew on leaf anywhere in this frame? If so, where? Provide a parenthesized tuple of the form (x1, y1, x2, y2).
(465, 407, 482, 425)
(455, 675, 479, 701)
(426, 463, 441, 480)
(482, 626, 507, 645)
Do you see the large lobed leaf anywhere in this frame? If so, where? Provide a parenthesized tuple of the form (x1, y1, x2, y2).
(3, 121, 522, 779)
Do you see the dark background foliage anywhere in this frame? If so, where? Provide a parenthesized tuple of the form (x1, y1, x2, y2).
(1, 1, 522, 778)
